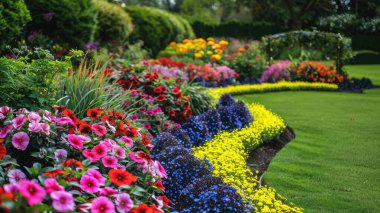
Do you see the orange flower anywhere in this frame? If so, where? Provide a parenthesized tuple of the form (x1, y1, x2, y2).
(43, 170, 66, 178)
(0, 145, 6, 159)
(61, 159, 83, 170)
(86, 107, 103, 120)
(109, 169, 138, 186)
(0, 139, 4, 143)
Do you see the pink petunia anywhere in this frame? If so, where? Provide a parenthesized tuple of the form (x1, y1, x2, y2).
(99, 187, 117, 196)
(68, 134, 90, 150)
(115, 193, 133, 213)
(92, 143, 109, 159)
(91, 196, 115, 213)
(80, 175, 99, 193)
(54, 117, 76, 127)
(28, 112, 41, 123)
(44, 178, 64, 194)
(113, 146, 126, 159)
(0, 106, 13, 115)
(91, 124, 107, 136)
(18, 180, 46, 206)
(0, 124, 13, 138)
(117, 136, 133, 148)
(142, 123, 151, 129)
(11, 132, 30, 151)
(7, 169, 26, 183)
(128, 151, 151, 165)
(154, 160, 167, 179)
(100, 138, 116, 149)
(12, 115, 26, 129)
(28, 122, 42, 132)
(82, 149, 100, 162)
(102, 156, 118, 168)
(4, 183, 18, 193)
(51, 191, 75, 212)
(87, 169, 105, 185)
(39, 123, 50, 135)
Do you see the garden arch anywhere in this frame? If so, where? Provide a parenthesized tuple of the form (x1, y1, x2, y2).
(262, 30, 352, 74)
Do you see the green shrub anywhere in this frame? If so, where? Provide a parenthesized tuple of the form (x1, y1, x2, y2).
(125, 6, 195, 56)
(93, 0, 133, 46)
(181, 82, 213, 116)
(0, 0, 31, 52)
(0, 48, 71, 109)
(25, 0, 96, 50)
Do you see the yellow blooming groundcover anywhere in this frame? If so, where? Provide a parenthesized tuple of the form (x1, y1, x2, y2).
(208, 81, 338, 100)
(193, 103, 303, 213)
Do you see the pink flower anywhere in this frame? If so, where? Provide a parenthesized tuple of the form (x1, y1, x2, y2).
(44, 178, 64, 194)
(130, 114, 138, 120)
(87, 169, 105, 185)
(18, 180, 46, 206)
(28, 112, 41, 123)
(115, 193, 133, 213)
(68, 134, 90, 150)
(117, 136, 133, 148)
(99, 187, 117, 196)
(91, 124, 107, 136)
(102, 156, 118, 168)
(91, 196, 115, 213)
(113, 146, 126, 159)
(7, 169, 26, 183)
(12, 115, 26, 129)
(92, 143, 109, 159)
(0, 106, 13, 115)
(11, 132, 30, 151)
(83, 149, 100, 162)
(128, 151, 151, 165)
(28, 122, 42, 132)
(39, 123, 50, 135)
(142, 123, 151, 129)
(154, 161, 167, 179)
(0, 124, 13, 138)
(4, 183, 18, 193)
(54, 117, 75, 126)
(51, 191, 75, 212)
(80, 175, 99, 193)
(100, 138, 116, 149)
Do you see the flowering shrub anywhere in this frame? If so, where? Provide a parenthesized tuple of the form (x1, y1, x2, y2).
(260, 61, 291, 83)
(0, 106, 169, 212)
(288, 61, 345, 83)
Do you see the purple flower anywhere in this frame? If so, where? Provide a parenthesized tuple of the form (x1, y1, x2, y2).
(115, 193, 133, 213)
(85, 41, 98, 51)
(12, 132, 30, 151)
(51, 191, 75, 212)
(7, 169, 26, 183)
(130, 114, 138, 120)
(43, 12, 54, 22)
(54, 149, 67, 162)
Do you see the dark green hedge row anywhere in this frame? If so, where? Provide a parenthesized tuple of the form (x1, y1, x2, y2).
(191, 21, 283, 39)
(125, 6, 195, 56)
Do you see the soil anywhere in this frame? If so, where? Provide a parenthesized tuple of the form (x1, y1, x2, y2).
(247, 127, 295, 186)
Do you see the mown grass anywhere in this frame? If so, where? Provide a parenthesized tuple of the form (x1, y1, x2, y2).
(236, 65, 380, 212)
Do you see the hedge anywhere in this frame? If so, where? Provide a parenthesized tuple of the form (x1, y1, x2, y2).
(125, 6, 195, 56)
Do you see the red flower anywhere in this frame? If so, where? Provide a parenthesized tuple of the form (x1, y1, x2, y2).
(61, 159, 83, 170)
(169, 110, 176, 117)
(0, 139, 3, 143)
(109, 169, 138, 186)
(0, 145, 6, 159)
(172, 87, 181, 95)
(43, 170, 66, 178)
(126, 126, 138, 139)
(153, 86, 167, 94)
(153, 179, 165, 192)
(156, 95, 166, 102)
(62, 109, 79, 123)
(140, 134, 153, 148)
(78, 121, 92, 134)
(130, 203, 161, 213)
(87, 107, 103, 120)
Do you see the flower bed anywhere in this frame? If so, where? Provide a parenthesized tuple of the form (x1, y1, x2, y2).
(208, 81, 338, 100)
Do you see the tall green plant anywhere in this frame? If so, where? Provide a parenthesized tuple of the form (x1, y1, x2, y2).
(180, 82, 213, 115)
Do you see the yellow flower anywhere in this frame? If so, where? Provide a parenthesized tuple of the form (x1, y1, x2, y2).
(210, 54, 221, 61)
(169, 41, 176, 46)
(207, 37, 214, 41)
(194, 52, 203, 58)
(207, 40, 215, 46)
(219, 40, 229, 46)
(206, 50, 213, 55)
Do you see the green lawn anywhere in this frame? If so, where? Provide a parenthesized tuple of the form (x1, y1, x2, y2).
(236, 65, 380, 212)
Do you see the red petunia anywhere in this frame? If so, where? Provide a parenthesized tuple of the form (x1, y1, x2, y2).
(0, 139, 4, 143)
(86, 107, 103, 120)
(61, 159, 83, 170)
(0, 145, 6, 159)
(43, 170, 66, 178)
(62, 109, 79, 123)
(169, 110, 176, 117)
(153, 179, 165, 192)
(130, 203, 161, 213)
(140, 134, 153, 149)
(172, 87, 181, 95)
(109, 169, 138, 186)
(156, 95, 166, 102)
(78, 121, 92, 134)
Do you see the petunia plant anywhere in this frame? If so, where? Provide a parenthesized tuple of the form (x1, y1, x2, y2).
(0, 106, 169, 212)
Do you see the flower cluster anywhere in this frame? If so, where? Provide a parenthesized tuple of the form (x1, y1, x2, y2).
(288, 61, 346, 83)
(0, 106, 169, 212)
(260, 61, 292, 83)
(193, 103, 303, 212)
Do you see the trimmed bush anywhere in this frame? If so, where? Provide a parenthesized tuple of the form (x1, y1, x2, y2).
(125, 6, 195, 56)
(93, 0, 133, 46)
(25, 0, 96, 49)
(0, 0, 31, 52)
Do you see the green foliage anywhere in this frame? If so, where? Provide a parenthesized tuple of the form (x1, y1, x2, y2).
(25, 0, 96, 50)
(93, 0, 133, 46)
(56, 60, 129, 118)
(125, 6, 195, 56)
(0, 48, 71, 109)
(180, 82, 213, 116)
(0, 0, 31, 52)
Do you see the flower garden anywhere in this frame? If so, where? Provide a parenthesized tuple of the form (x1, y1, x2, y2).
(0, 0, 379, 212)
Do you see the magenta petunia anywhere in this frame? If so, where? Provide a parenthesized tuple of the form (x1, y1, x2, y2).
(83, 149, 100, 162)
(99, 187, 117, 196)
(44, 178, 64, 194)
(11, 132, 30, 151)
(0, 124, 13, 138)
(115, 193, 133, 213)
(100, 138, 116, 149)
(117, 136, 133, 148)
(54, 117, 76, 126)
(68, 134, 90, 150)
(92, 143, 109, 159)
(80, 175, 99, 193)
(51, 191, 75, 212)
(113, 146, 126, 159)
(39, 123, 51, 135)
(91, 123, 107, 136)
(154, 160, 167, 179)
(12, 115, 26, 129)
(87, 168, 105, 185)
(28, 112, 41, 123)
(91, 196, 115, 213)
(7, 169, 26, 183)
(130, 114, 138, 120)
(102, 156, 118, 168)
(142, 123, 151, 129)
(18, 180, 46, 206)
(28, 122, 42, 132)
